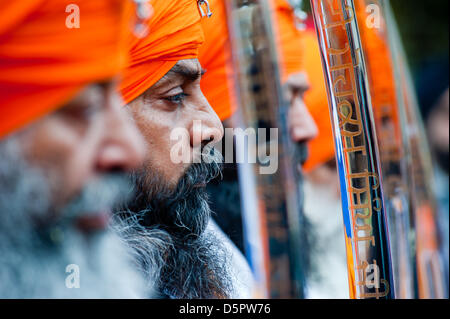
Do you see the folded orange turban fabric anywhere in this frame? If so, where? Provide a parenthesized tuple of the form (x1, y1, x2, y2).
(120, 0, 205, 105)
(271, 2, 334, 171)
(355, 1, 401, 152)
(271, 0, 304, 83)
(198, 0, 335, 172)
(199, 0, 304, 121)
(0, 0, 131, 139)
(198, 0, 237, 121)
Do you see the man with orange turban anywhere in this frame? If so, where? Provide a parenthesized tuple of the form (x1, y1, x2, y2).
(199, 0, 319, 144)
(0, 0, 148, 298)
(272, 1, 348, 298)
(196, 0, 348, 297)
(197, 0, 320, 282)
(300, 14, 349, 298)
(198, 0, 334, 176)
(114, 0, 245, 299)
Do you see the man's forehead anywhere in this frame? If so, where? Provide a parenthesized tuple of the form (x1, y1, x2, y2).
(174, 59, 201, 71)
(57, 81, 112, 113)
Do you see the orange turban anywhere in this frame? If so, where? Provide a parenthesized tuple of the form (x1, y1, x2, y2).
(198, 0, 237, 121)
(199, 0, 305, 121)
(302, 26, 335, 172)
(271, 1, 334, 171)
(354, 1, 401, 151)
(0, 0, 131, 139)
(271, 0, 304, 83)
(120, 0, 205, 105)
(198, 0, 335, 174)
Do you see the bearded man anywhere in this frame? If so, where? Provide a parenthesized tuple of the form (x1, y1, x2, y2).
(198, 0, 320, 290)
(299, 15, 349, 298)
(0, 0, 148, 298)
(114, 0, 235, 299)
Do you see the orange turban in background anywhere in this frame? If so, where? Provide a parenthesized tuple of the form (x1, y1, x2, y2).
(120, 0, 205, 105)
(271, 0, 304, 83)
(354, 1, 401, 150)
(0, 0, 131, 139)
(302, 25, 335, 172)
(271, 1, 334, 171)
(199, 0, 306, 121)
(199, 0, 305, 121)
(198, 0, 335, 172)
(198, 0, 237, 121)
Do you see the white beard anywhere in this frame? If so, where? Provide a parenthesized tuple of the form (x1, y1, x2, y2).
(0, 136, 149, 299)
(303, 175, 349, 299)
(0, 228, 147, 298)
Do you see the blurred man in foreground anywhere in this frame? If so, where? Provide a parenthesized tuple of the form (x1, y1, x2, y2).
(115, 0, 235, 299)
(0, 0, 147, 298)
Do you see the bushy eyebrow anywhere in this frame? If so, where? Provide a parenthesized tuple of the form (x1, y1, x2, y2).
(168, 63, 207, 82)
(149, 62, 207, 95)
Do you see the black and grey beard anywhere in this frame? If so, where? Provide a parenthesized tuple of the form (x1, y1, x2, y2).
(114, 149, 235, 299)
(0, 137, 147, 298)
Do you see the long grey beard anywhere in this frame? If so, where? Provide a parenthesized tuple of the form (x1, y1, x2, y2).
(303, 177, 349, 298)
(0, 137, 148, 298)
(114, 149, 235, 299)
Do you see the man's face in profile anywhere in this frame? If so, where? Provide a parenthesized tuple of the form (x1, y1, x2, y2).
(127, 58, 224, 191)
(3, 81, 145, 228)
(285, 72, 318, 145)
(284, 72, 319, 171)
(125, 58, 225, 239)
(0, 80, 147, 298)
(120, 59, 232, 299)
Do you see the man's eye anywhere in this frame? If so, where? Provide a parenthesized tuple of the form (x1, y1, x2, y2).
(165, 93, 188, 104)
(60, 105, 98, 122)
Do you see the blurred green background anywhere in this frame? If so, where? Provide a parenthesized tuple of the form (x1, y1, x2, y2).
(390, 0, 448, 119)
(301, 0, 449, 117)
(302, 0, 449, 72)
(390, 0, 448, 75)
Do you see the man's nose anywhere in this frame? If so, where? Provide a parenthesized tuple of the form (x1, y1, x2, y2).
(289, 96, 319, 143)
(189, 94, 224, 149)
(96, 100, 145, 173)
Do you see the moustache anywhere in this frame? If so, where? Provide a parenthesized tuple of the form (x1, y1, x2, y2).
(128, 148, 223, 241)
(59, 173, 134, 225)
(168, 147, 223, 199)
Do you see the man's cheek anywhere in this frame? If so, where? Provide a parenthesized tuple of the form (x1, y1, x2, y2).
(59, 150, 94, 205)
(144, 149, 185, 189)
(170, 127, 192, 165)
(165, 161, 190, 187)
